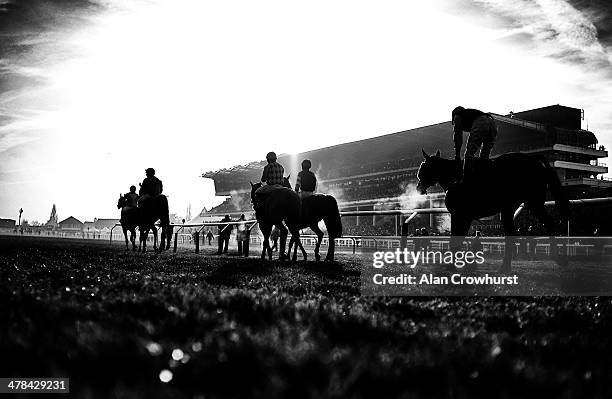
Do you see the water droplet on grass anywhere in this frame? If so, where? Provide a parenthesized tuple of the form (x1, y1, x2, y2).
(172, 348, 184, 361)
(159, 369, 173, 383)
(146, 342, 162, 356)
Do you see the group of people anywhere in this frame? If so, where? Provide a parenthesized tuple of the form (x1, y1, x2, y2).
(215, 214, 253, 257)
(257, 151, 318, 198)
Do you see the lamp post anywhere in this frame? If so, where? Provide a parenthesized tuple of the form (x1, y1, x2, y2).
(18, 208, 23, 226)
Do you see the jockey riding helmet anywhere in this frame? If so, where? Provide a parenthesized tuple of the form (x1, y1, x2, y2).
(266, 152, 277, 162)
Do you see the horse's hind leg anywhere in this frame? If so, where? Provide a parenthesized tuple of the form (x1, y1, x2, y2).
(152, 226, 159, 252)
(260, 224, 272, 260)
(311, 224, 324, 261)
(277, 223, 288, 260)
(130, 229, 137, 251)
(123, 227, 129, 250)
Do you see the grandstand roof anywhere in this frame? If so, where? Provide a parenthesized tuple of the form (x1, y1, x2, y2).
(202, 105, 597, 194)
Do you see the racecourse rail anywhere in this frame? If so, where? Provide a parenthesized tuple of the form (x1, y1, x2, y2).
(105, 196, 612, 255)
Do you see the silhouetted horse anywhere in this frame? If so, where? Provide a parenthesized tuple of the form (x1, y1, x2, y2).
(416, 149, 569, 271)
(117, 195, 138, 251)
(117, 194, 173, 253)
(282, 178, 343, 261)
(250, 181, 303, 260)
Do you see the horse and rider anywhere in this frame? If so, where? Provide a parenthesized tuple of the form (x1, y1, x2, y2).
(117, 168, 173, 252)
(251, 152, 342, 261)
(417, 106, 569, 271)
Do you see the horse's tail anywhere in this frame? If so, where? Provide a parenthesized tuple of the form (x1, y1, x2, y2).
(157, 195, 170, 226)
(323, 195, 343, 238)
(538, 156, 570, 219)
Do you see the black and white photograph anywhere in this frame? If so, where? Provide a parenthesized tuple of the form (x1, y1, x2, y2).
(2, 0, 612, 397)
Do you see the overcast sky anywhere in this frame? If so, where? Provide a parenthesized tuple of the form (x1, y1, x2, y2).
(1, 0, 611, 223)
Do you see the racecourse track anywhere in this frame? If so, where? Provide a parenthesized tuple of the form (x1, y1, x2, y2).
(3, 235, 612, 399)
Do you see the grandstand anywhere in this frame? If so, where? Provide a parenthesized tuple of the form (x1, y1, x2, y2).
(201, 105, 610, 235)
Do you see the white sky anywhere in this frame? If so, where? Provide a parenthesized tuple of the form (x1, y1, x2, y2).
(1, 0, 611, 223)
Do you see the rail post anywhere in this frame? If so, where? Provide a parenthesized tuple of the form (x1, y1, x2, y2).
(195, 232, 200, 254)
(110, 224, 118, 244)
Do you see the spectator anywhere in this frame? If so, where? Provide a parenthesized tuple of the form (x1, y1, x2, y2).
(217, 215, 232, 255)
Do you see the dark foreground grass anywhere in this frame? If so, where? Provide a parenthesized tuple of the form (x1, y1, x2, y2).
(2, 236, 612, 398)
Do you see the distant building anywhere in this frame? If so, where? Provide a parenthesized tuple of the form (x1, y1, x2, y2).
(58, 216, 84, 232)
(0, 219, 16, 230)
(46, 204, 58, 228)
(93, 218, 119, 230)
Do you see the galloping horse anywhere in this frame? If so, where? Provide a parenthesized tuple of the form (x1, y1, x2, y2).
(416, 149, 569, 271)
(282, 178, 343, 261)
(250, 182, 304, 260)
(117, 194, 174, 253)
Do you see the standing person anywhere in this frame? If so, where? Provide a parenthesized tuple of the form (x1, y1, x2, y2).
(206, 230, 214, 245)
(452, 106, 498, 181)
(236, 214, 251, 257)
(295, 159, 317, 199)
(138, 168, 163, 207)
(217, 215, 232, 255)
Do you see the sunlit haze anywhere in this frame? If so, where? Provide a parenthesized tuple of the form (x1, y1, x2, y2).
(1, 0, 611, 223)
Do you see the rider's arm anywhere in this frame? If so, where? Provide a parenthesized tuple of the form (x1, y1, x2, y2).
(159, 180, 163, 194)
(453, 114, 463, 159)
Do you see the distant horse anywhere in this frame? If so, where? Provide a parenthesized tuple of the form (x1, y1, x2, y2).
(117, 194, 174, 253)
(416, 149, 569, 271)
(250, 181, 303, 260)
(117, 195, 138, 251)
(282, 178, 343, 261)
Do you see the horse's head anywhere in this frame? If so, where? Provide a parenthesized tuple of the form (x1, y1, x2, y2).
(117, 194, 126, 209)
(416, 149, 441, 195)
(250, 181, 262, 204)
(282, 175, 292, 189)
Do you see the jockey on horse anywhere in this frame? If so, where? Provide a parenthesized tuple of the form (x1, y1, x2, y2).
(124, 185, 139, 208)
(138, 168, 163, 207)
(254, 152, 286, 212)
(452, 106, 498, 184)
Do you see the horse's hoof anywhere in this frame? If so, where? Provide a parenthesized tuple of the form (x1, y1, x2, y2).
(292, 255, 297, 262)
(315, 254, 321, 262)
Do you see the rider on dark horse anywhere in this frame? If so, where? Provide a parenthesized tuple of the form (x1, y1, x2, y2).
(452, 106, 498, 183)
(138, 168, 163, 208)
(254, 152, 286, 213)
(124, 185, 139, 208)
(295, 159, 317, 199)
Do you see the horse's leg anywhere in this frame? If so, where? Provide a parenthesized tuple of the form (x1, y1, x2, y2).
(160, 226, 166, 252)
(260, 224, 272, 260)
(450, 213, 470, 252)
(311, 224, 324, 261)
(122, 226, 129, 250)
(277, 223, 288, 260)
(130, 228, 137, 251)
(288, 226, 302, 261)
(500, 209, 516, 273)
(326, 235, 336, 262)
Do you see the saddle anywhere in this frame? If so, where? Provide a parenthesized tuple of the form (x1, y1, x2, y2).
(254, 184, 286, 204)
